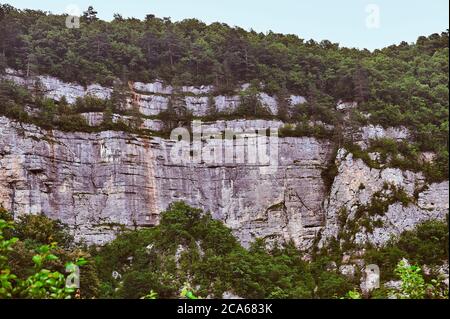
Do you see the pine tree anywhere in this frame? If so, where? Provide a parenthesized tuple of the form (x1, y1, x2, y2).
(276, 86, 290, 122)
(110, 82, 128, 112)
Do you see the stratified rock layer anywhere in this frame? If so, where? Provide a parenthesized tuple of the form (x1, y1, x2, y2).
(0, 117, 334, 248)
(0, 70, 448, 249)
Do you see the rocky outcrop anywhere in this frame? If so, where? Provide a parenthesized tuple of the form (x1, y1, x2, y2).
(0, 116, 160, 244)
(80, 112, 164, 131)
(154, 135, 334, 249)
(354, 125, 411, 149)
(1, 73, 448, 251)
(336, 101, 358, 111)
(199, 119, 284, 133)
(360, 125, 410, 143)
(320, 149, 449, 247)
(4, 69, 112, 103)
(134, 94, 170, 116)
(3, 69, 307, 117)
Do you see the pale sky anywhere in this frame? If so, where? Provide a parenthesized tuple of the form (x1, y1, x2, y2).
(4, 0, 449, 50)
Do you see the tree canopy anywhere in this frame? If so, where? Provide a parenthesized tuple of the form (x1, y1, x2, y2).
(0, 4, 448, 180)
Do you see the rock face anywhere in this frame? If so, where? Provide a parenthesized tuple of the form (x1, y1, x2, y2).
(4, 69, 112, 103)
(80, 112, 164, 131)
(0, 116, 160, 244)
(336, 101, 358, 111)
(0, 114, 448, 248)
(0, 116, 333, 248)
(155, 135, 334, 249)
(1, 70, 448, 250)
(320, 149, 449, 247)
(354, 125, 411, 149)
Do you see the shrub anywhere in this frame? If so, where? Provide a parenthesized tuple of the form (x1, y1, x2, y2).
(0, 218, 87, 299)
(364, 219, 449, 280)
(13, 214, 74, 249)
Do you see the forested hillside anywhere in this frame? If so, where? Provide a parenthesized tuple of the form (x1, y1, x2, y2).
(0, 4, 448, 181)
(0, 4, 448, 300)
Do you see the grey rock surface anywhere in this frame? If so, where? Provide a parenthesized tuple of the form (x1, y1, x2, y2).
(0, 73, 448, 251)
(320, 149, 449, 247)
(0, 116, 333, 249)
(3, 70, 306, 117)
(1, 116, 448, 248)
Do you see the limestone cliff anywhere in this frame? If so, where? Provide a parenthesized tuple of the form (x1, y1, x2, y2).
(1, 115, 448, 250)
(3, 68, 306, 117)
(0, 116, 334, 249)
(0, 70, 448, 251)
(321, 149, 449, 248)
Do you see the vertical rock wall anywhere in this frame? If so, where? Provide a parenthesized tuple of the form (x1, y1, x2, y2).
(0, 117, 334, 248)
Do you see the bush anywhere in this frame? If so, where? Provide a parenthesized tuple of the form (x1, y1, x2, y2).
(13, 214, 74, 249)
(390, 260, 447, 299)
(0, 218, 88, 299)
(364, 219, 449, 280)
(0, 211, 100, 299)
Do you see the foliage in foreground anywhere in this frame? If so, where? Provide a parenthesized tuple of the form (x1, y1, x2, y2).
(94, 202, 353, 299)
(343, 260, 448, 299)
(0, 218, 86, 298)
(0, 208, 98, 299)
(391, 260, 448, 299)
(1, 204, 448, 299)
(364, 218, 449, 280)
(94, 202, 448, 299)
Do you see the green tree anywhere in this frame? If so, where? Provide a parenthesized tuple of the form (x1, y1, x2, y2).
(83, 6, 98, 23)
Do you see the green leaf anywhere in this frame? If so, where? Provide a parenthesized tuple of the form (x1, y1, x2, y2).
(75, 258, 88, 266)
(46, 254, 59, 261)
(32, 255, 43, 266)
(37, 245, 50, 254)
(45, 278, 57, 286)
